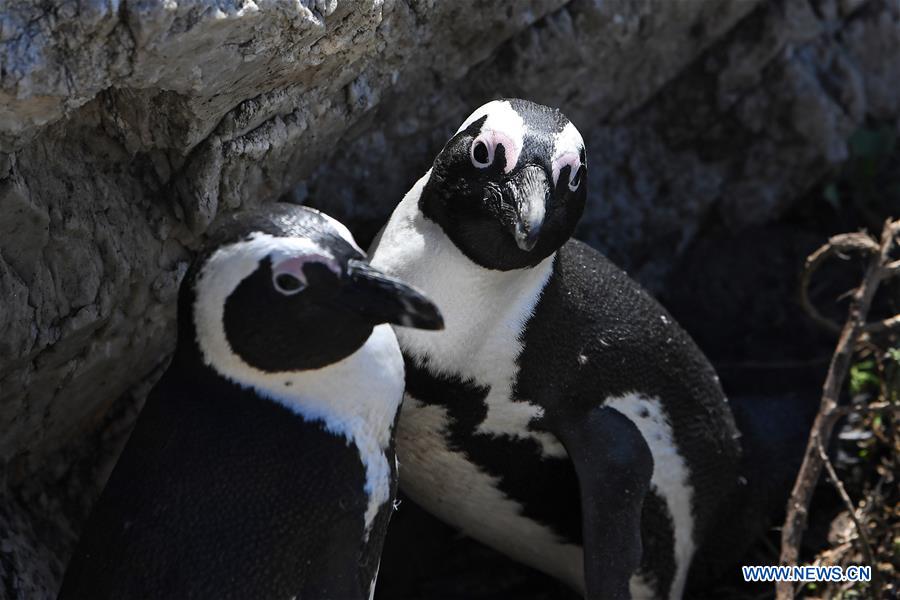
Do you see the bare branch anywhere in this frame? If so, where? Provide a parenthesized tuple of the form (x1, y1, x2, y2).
(799, 232, 879, 335)
(799, 225, 900, 335)
(815, 439, 882, 596)
(863, 313, 900, 334)
(882, 259, 900, 276)
(777, 218, 899, 599)
(835, 402, 900, 417)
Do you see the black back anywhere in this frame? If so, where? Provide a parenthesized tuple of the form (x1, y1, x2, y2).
(58, 352, 394, 600)
(519, 240, 741, 529)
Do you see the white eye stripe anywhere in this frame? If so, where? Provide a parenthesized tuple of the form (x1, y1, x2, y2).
(458, 101, 526, 173)
(458, 100, 585, 180)
(551, 121, 586, 191)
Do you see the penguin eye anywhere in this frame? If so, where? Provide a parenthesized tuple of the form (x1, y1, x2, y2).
(552, 151, 583, 191)
(470, 136, 494, 168)
(273, 272, 305, 295)
(270, 253, 339, 296)
(469, 130, 520, 173)
(569, 165, 584, 191)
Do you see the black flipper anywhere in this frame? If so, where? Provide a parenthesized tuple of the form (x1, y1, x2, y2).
(550, 405, 654, 600)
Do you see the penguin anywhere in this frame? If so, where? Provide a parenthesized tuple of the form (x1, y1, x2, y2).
(369, 99, 742, 600)
(58, 204, 443, 600)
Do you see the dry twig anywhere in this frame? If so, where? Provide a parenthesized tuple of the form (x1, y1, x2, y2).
(800, 225, 900, 336)
(777, 218, 900, 600)
(815, 438, 881, 593)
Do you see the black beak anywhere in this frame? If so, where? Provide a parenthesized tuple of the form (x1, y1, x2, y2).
(341, 260, 444, 330)
(503, 165, 550, 252)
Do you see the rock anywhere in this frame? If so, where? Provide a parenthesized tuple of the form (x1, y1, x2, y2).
(311, 0, 900, 288)
(1, 0, 899, 597)
(1, 0, 576, 471)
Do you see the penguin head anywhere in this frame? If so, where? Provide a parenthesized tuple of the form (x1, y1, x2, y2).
(180, 204, 443, 373)
(420, 98, 586, 271)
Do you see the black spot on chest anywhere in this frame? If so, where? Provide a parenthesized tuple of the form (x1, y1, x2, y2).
(405, 359, 583, 545)
(406, 359, 677, 598)
(406, 350, 676, 598)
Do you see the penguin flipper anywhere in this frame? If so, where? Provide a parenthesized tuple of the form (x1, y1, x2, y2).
(550, 405, 654, 600)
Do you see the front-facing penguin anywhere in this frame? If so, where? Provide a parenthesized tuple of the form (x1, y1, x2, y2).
(59, 204, 443, 600)
(370, 99, 741, 600)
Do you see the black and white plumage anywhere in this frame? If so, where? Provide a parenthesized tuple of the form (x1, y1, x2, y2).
(370, 99, 741, 599)
(58, 205, 442, 600)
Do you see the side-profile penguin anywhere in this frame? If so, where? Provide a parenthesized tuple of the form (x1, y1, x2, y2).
(59, 205, 443, 600)
(369, 99, 742, 600)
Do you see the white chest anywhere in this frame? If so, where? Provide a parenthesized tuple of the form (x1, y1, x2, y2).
(369, 176, 566, 458)
(195, 318, 404, 532)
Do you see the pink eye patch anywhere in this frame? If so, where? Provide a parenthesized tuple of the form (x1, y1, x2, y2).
(552, 151, 582, 190)
(470, 129, 522, 173)
(271, 254, 340, 295)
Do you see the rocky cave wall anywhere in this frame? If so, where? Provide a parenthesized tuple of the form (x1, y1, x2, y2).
(1, 0, 899, 597)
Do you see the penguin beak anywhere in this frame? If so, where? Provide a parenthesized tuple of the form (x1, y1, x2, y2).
(341, 260, 444, 330)
(503, 165, 549, 252)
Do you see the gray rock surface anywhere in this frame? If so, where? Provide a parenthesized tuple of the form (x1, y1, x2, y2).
(1, 0, 899, 597)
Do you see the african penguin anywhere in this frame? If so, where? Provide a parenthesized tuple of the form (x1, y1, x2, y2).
(369, 99, 741, 600)
(58, 204, 443, 600)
